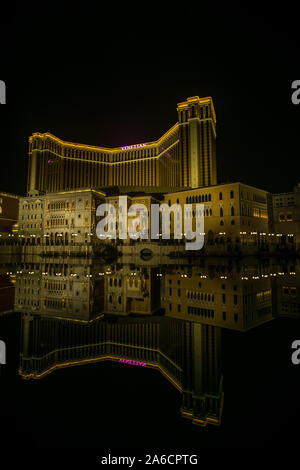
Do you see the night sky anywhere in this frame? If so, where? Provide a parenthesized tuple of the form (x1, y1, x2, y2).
(1, 6, 299, 196)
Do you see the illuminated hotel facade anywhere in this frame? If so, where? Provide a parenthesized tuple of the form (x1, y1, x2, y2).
(27, 96, 217, 193)
(11, 93, 297, 252)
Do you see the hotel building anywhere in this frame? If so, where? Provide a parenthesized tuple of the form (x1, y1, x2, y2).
(164, 264, 274, 331)
(271, 183, 300, 248)
(17, 182, 273, 251)
(272, 259, 300, 318)
(18, 188, 105, 246)
(104, 266, 161, 315)
(14, 260, 105, 321)
(27, 96, 217, 193)
(163, 182, 270, 248)
(15, 94, 297, 253)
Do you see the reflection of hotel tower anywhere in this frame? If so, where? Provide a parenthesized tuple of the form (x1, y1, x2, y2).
(19, 313, 223, 426)
(27, 97, 217, 193)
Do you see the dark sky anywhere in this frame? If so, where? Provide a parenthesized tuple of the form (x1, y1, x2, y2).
(0, 6, 299, 196)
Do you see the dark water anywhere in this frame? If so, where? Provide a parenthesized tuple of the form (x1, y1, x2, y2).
(0, 253, 300, 462)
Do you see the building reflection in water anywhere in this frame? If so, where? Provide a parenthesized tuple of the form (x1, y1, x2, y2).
(2, 253, 300, 426)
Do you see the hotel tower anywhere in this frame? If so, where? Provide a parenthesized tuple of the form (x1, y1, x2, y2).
(27, 96, 217, 194)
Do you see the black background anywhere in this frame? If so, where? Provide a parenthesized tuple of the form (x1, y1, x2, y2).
(1, 312, 300, 461)
(0, 6, 299, 196)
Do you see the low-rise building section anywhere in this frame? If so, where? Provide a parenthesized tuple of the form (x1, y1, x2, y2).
(17, 188, 105, 246)
(271, 183, 300, 248)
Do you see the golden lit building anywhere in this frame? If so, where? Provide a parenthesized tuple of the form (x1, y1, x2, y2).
(164, 263, 274, 331)
(18, 188, 105, 246)
(163, 182, 270, 248)
(19, 95, 292, 253)
(14, 260, 104, 321)
(27, 96, 217, 193)
(103, 193, 161, 241)
(104, 266, 161, 315)
(273, 259, 300, 318)
(271, 183, 300, 248)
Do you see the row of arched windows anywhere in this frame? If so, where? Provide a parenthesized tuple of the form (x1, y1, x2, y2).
(185, 208, 213, 218)
(47, 201, 68, 210)
(185, 193, 211, 204)
(186, 291, 215, 302)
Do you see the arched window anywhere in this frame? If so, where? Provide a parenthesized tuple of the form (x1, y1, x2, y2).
(220, 207, 223, 217)
(219, 192, 223, 200)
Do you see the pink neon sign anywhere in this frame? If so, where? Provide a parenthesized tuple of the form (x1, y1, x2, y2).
(119, 358, 146, 367)
(121, 143, 146, 150)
